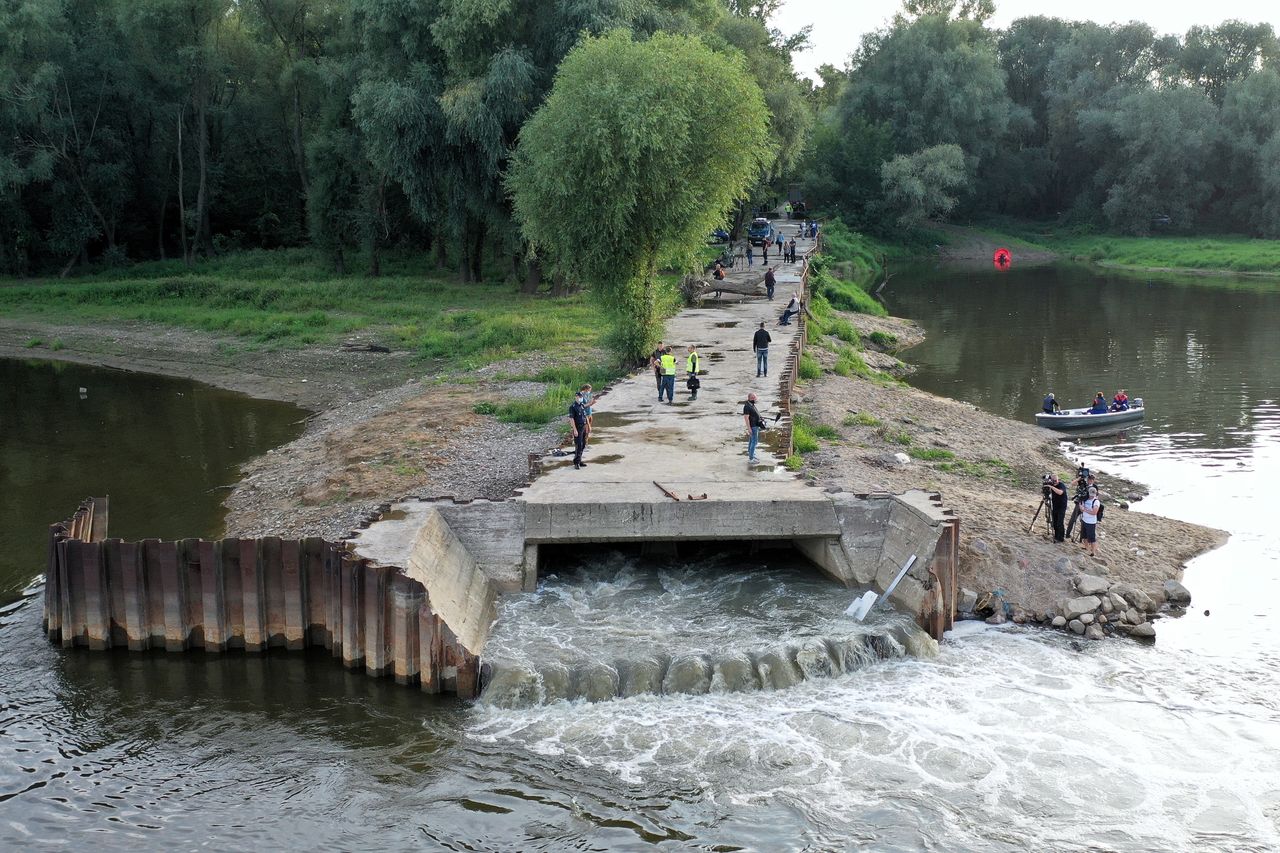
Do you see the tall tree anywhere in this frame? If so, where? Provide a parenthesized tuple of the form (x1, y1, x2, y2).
(508, 30, 772, 362)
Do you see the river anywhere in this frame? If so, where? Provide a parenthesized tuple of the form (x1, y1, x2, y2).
(1, 261, 1278, 851)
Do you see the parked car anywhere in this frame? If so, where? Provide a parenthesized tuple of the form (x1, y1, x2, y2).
(747, 217, 771, 246)
(708, 228, 730, 244)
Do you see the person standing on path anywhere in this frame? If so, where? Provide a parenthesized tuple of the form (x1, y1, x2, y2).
(761, 238, 769, 264)
(752, 322, 771, 377)
(746, 243, 754, 267)
(650, 340, 665, 398)
(743, 392, 763, 464)
(685, 345, 701, 400)
(764, 267, 776, 300)
(1080, 487, 1102, 557)
(784, 201, 793, 220)
(569, 390, 589, 469)
(659, 346, 678, 403)
(788, 238, 797, 264)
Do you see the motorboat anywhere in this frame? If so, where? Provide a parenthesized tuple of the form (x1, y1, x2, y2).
(1035, 399, 1145, 430)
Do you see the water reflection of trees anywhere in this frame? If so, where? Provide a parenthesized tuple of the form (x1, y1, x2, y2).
(0, 360, 303, 590)
(895, 266, 1280, 451)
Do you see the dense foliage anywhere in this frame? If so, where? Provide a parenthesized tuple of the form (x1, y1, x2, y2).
(803, 7, 1280, 236)
(508, 31, 771, 362)
(1, 0, 807, 279)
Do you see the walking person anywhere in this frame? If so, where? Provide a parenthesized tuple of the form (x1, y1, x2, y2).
(659, 346, 678, 403)
(753, 321, 771, 377)
(685, 345, 700, 400)
(788, 237, 797, 264)
(743, 392, 763, 464)
(569, 390, 589, 469)
(761, 238, 769, 264)
(746, 243, 754, 267)
(650, 340, 665, 399)
(764, 267, 776, 300)
(1080, 487, 1102, 557)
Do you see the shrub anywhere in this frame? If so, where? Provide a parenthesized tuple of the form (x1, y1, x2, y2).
(473, 401, 499, 415)
(908, 447, 955, 461)
(877, 426, 911, 445)
(798, 352, 822, 380)
(24, 338, 42, 348)
(868, 330, 898, 349)
(783, 454, 803, 471)
(843, 412, 881, 427)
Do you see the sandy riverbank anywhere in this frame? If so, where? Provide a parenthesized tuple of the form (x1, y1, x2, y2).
(805, 313, 1227, 636)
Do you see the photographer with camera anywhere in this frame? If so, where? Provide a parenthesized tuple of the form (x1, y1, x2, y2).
(1066, 464, 1099, 539)
(1045, 473, 1069, 541)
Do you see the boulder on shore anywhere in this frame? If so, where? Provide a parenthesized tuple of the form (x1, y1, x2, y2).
(1075, 573, 1110, 596)
(1062, 595, 1102, 620)
(1068, 619, 1086, 635)
(1085, 624, 1104, 641)
(1163, 579, 1192, 606)
(1051, 615, 1067, 628)
(1128, 622, 1157, 640)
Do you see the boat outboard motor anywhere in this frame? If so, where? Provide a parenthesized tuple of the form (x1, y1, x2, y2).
(1133, 397, 1144, 409)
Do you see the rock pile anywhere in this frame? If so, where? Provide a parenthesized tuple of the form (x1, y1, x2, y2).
(958, 571, 1184, 642)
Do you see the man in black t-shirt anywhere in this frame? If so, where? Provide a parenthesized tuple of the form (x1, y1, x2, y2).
(752, 322, 771, 377)
(743, 392, 763, 464)
(764, 267, 776, 300)
(1046, 473, 1069, 541)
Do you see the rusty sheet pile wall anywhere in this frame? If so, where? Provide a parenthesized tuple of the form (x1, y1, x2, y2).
(43, 498, 482, 698)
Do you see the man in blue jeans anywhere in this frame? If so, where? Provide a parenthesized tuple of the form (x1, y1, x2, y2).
(752, 322, 771, 377)
(743, 392, 763, 464)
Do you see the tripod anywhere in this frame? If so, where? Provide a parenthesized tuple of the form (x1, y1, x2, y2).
(1027, 491, 1053, 538)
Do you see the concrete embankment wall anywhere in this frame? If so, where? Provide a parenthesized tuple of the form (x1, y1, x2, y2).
(44, 498, 487, 697)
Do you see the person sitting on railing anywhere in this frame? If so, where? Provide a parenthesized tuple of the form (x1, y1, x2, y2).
(779, 292, 800, 325)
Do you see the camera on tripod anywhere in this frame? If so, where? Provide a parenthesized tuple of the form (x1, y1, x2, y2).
(1041, 473, 1053, 498)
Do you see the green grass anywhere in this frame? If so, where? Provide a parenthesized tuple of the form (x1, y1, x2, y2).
(1049, 234, 1280, 274)
(811, 423, 840, 440)
(791, 414, 821, 454)
(907, 447, 955, 461)
(798, 352, 822, 381)
(832, 350, 871, 378)
(868, 330, 898, 350)
(24, 338, 42, 348)
(966, 219, 1280, 276)
(877, 427, 912, 446)
(783, 454, 804, 471)
(933, 457, 1017, 480)
(0, 248, 606, 366)
(50, 338, 64, 351)
(843, 412, 881, 427)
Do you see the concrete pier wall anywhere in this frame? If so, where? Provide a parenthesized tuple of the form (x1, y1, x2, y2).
(44, 498, 485, 697)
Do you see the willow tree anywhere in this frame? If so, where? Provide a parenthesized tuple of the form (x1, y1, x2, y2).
(507, 30, 771, 363)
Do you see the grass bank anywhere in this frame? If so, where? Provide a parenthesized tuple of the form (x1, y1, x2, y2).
(961, 220, 1280, 276)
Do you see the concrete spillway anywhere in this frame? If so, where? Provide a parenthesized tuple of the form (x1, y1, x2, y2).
(42, 219, 959, 698)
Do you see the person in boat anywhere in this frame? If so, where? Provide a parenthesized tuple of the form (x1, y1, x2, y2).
(1110, 389, 1129, 411)
(1088, 393, 1109, 415)
(1043, 392, 1061, 415)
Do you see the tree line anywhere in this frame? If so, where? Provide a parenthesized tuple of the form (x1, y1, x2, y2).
(803, 1, 1280, 236)
(0, 0, 808, 279)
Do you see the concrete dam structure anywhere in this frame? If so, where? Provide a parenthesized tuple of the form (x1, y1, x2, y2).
(41, 219, 959, 699)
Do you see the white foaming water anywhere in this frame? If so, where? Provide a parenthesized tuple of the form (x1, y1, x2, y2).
(479, 553, 930, 707)
(462, 403, 1280, 851)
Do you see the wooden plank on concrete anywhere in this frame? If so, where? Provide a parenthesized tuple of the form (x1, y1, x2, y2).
(78, 540, 110, 650)
(179, 538, 204, 648)
(363, 565, 388, 677)
(117, 540, 149, 651)
(303, 537, 328, 647)
(140, 539, 167, 646)
(102, 539, 129, 648)
(152, 540, 188, 651)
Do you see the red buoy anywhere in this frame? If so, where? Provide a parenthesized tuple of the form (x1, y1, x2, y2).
(993, 247, 1012, 270)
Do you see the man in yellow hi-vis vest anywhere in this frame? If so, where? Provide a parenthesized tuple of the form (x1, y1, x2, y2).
(659, 347, 677, 403)
(685, 345, 700, 401)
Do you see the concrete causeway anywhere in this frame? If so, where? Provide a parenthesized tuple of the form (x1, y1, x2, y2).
(518, 219, 819, 506)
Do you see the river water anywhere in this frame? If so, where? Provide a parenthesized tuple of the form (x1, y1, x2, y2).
(2, 261, 1279, 851)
